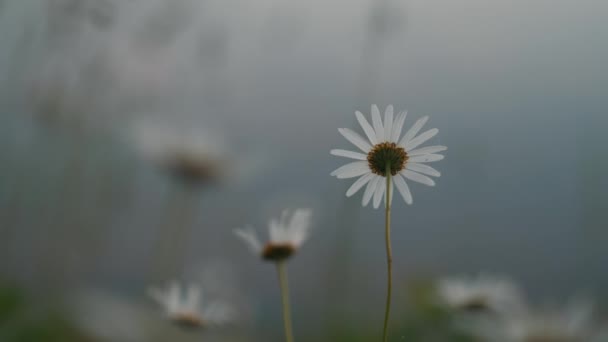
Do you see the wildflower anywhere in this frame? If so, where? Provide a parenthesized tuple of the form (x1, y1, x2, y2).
(234, 209, 312, 262)
(132, 120, 228, 186)
(330, 105, 447, 341)
(437, 274, 526, 316)
(148, 281, 233, 329)
(330, 104, 446, 207)
(234, 209, 313, 342)
(500, 299, 595, 342)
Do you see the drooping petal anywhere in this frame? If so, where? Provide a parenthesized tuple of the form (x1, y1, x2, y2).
(409, 154, 444, 163)
(402, 169, 436, 186)
(393, 174, 413, 204)
(406, 162, 441, 177)
(362, 176, 381, 206)
(355, 111, 378, 145)
(408, 145, 447, 156)
(330, 161, 369, 179)
(346, 172, 374, 197)
(371, 104, 384, 142)
(390, 111, 407, 142)
(234, 226, 262, 254)
(399, 116, 429, 147)
(384, 105, 394, 142)
(373, 177, 386, 209)
(338, 128, 372, 152)
(147, 287, 168, 310)
(405, 128, 438, 151)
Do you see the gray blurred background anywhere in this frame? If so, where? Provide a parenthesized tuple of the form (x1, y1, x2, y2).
(0, 0, 607, 340)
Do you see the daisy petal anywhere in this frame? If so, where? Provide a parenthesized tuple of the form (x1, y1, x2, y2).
(355, 111, 377, 145)
(167, 281, 181, 313)
(338, 128, 372, 152)
(406, 128, 438, 151)
(286, 209, 312, 247)
(371, 104, 384, 142)
(331, 161, 369, 179)
(402, 169, 436, 186)
(406, 163, 441, 177)
(362, 176, 381, 206)
(390, 111, 407, 142)
(269, 220, 285, 243)
(408, 145, 447, 156)
(409, 154, 444, 163)
(393, 174, 413, 204)
(185, 285, 201, 311)
(373, 177, 386, 209)
(234, 227, 262, 254)
(330, 149, 367, 160)
(399, 116, 429, 147)
(384, 105, 394, 142)
(346, 173, 374, 197)
(147, 287, 166, 307)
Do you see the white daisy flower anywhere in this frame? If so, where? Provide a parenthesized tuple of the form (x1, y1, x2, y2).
(132, 119, 228, 185)
(499, 299, 595, 342)
(234, 209, 313, 262)
(437, 274, 526, 316)
(148, 281, 233, 329)
(330, 104, 446, 208)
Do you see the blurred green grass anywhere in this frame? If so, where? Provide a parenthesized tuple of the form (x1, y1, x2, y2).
(0, 284, 92, 342)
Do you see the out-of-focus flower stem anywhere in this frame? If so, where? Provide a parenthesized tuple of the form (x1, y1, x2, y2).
(277, 260, 295, 342)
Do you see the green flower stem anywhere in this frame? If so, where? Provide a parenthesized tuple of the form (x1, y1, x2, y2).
(382, 163, 393, 342)
(277, 260, 295, 342)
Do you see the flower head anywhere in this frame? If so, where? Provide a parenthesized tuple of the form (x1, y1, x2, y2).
(148, 281, 233, 329)
(437, 274, 526, 316)
(330, 105, 446, 208)
(234, 209, 313, 262)
(133, 119, 228, 186)
(499, 299, 595, 342)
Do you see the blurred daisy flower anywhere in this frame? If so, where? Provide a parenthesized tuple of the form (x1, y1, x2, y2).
(132, 119, 228, 186)
(499, 299, 595, 342)
(437, 274, 526, 316)
(330, 104, 446, 207)
(148, 281, 233, 329)
(234, 209, 312, 262)
(234, 209, 313, 341)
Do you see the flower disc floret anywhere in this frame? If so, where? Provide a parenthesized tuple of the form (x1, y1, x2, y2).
(262, 243, 296, 262)
(367, 142, 408, 176)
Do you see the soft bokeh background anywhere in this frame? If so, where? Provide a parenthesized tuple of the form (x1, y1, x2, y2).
(1, 0, 607, 340)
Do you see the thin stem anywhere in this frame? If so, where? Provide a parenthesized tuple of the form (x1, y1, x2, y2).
(382, 165, 393, 342)
(277, 261, 295, 342)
